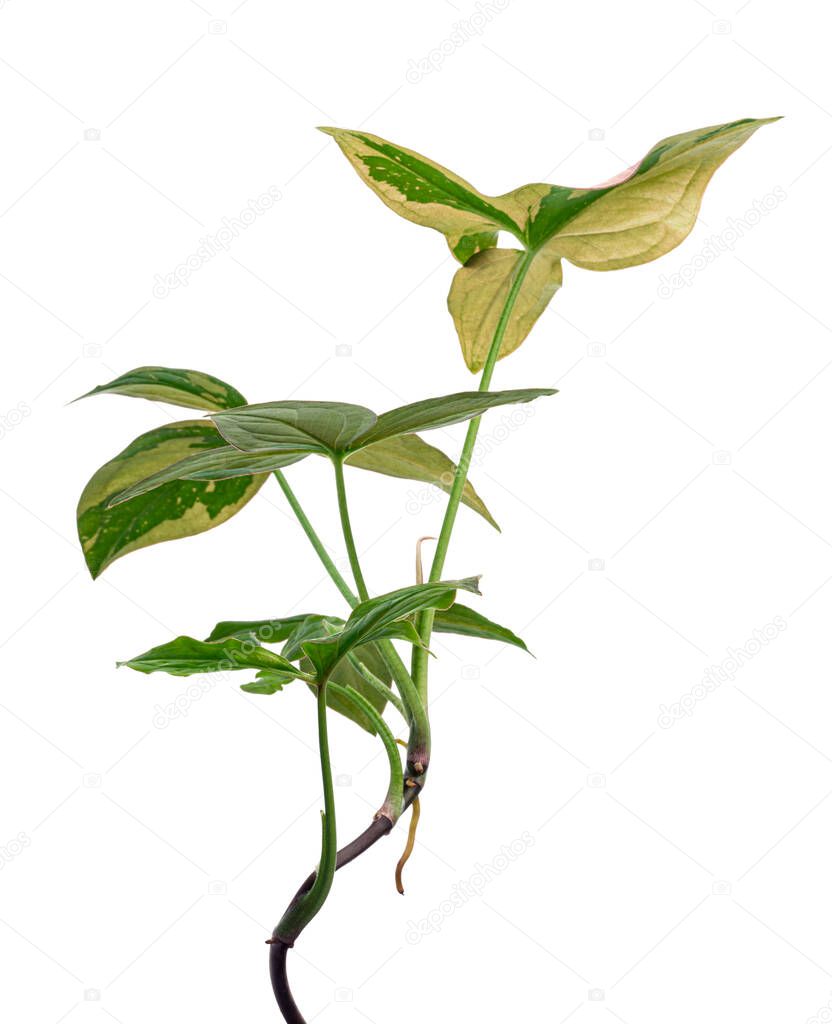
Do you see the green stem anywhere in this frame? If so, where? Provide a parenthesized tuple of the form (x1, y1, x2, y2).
(273, 469, 420, 741)
(274, 677, 337, 942)
(412, 247, 537, 702)
(346, 653, 407, 721)
(332, 683, 404, 823)
(273, 470, 355, 606)
(333, 457, 369, 603)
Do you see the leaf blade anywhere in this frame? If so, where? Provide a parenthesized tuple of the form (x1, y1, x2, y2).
(448, 249, 563, 372)
(302, 577, 482, 679)
(345, 434, 498, 529)
(109, 446, 306, 506)
(77, 421, 266, 578)
(119, 635, 302, 677)
(356, 388, 556, 447)
(76, 365, 247, 411)
(212, 400, 377, 455)
(320, 127, 521, 261)
(521, 118, 779, 270)
(434, 603, 529, 652)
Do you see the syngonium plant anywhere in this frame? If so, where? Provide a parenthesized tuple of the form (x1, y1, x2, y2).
(74, 116, 777, 1022)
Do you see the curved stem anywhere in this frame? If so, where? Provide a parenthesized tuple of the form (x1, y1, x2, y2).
(269, 782, 422, 1023)
(346, 653, 407, 722)
(333, 456, 369, 603)
(411, 247, 537, 702)
(333, 682, 404, 823)
(273, 679, 337, 944)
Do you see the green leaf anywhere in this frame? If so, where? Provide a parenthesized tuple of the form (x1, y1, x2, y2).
(448, 249, 563, 372)
(302, 577, 482, 679)
(205, 614, 317, 645)
(212, 389, 555, 457)
(212, 400, 377, 455)
(356, 389, 555, 446)
(241, 668, 299, 695)
(278, 615, 394, 733)
(100, 431, 499, 530)
(501, 118, 780, 270)
(346, 434, 498, 529)
(319, 127, 520, 262)
(281, 615, 345, 660)
(108, 446, 306, 506)
(76, 365, 247, 411)
(434, 603, 529, 652)
(119, 635, 303, 677)
(77, 421, 267, 578)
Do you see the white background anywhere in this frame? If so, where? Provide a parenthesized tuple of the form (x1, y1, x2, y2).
(1, 2, 830, 1022)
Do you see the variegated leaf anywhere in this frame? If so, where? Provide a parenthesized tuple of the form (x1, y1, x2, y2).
(319, 127, 519, 262)
(326, 119, 777, 370)
(76, 366, 246, 411)
(77, 421, 266, 578)
(108, 446, 306, 506)
(514, 118, 780, 271)
(448, 248, 563, 372)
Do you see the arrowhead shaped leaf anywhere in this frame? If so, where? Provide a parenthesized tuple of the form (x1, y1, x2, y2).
(76, 365, 247, 411)
(302, 577, 482, 679)
(119, 635, 303, 677)
(326, 120, 777, 370)
(448, 249, 563, 372)
(319, 127, 520, 262)
(77, 421, 267, 578)
(434, 603, 529, 652)
(345, 434, 498, 529)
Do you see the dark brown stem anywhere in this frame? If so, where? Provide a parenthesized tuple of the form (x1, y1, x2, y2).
(269, 782, 421, 1021)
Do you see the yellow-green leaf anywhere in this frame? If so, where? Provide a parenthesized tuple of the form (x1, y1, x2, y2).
(511, 118, 780, 271)
(76, 366, 247, 411)
(77, 421, 267, 578)
(448, 248, 563, 372)
(345, 434, 498, 529)
(319, 127, 520, 262)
